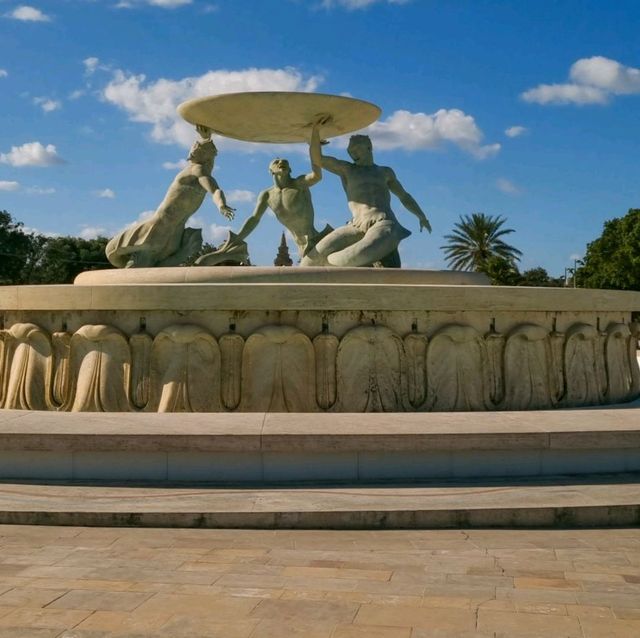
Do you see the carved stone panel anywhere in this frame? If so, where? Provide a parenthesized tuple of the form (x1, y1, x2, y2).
(425, 325, 488, 411)
(503, 324, 555, 411)
(68, 325, 131, 412)
(604, 323, 635, 404)
(241, 325, 316, 412)
(336, 325, 406, 412)
(3, 323, 52, 411)
(564, 323, 605, 407)
(147, 324, 221, 413)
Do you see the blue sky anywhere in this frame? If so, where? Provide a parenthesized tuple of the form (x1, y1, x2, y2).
(1, 0, 639, 273)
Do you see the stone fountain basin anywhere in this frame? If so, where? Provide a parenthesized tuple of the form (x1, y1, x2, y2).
(0, 267, 638, 413)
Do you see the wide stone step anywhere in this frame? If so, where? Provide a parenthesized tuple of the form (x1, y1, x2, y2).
(0, 405, 639, 482)
(0, 474, 638, 529)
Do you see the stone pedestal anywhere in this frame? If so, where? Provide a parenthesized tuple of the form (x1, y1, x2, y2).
(1, 267, 639, 413)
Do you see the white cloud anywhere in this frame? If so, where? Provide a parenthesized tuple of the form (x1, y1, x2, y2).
(95, 188, 116, 198)
(101, 67, 322, 148)
(321, 0, 411, 9)
(521, 83, 607, 106)
(505, 125, 527, 138)
(0, 142, 65, 167)
(6, 5, 51, 21)
(521, 56, 640, 106)
(570, 56, 640, 94)
(0, 180, 20, 191)
(69, 89, 86, 100)
(83, 57, 100, 75)
(162, 159, 188, 170)
(0, 69, 8, 78)
(361, 109, 500, 159)
(79, 226, 108, 239)
(208, 223, 232, 244)
(34, 96, 61, 113)
(100, 67, 495, 159)
(226, 189, 256, 203)
(496, 177, 520, 194)
(116, 0, 193, 8)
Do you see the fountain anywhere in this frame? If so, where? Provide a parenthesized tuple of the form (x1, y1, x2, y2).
(0, 92, 638, 527)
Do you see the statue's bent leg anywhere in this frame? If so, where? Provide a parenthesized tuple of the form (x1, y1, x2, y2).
(327, 220, 407, 268)
(301, 226, 363, 267)
(156, 227, 203, 267)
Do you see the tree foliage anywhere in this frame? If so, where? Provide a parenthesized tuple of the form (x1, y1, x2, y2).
(441, 213, 522, 271)
(0, 211, 112, 285)
(481, 256, 564, 287)
(577, 209, 640, 291)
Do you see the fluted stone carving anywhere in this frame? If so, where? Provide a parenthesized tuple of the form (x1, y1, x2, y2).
(3, 323, 52, 411)
(425, 325, 489, 411)
(0, 317, 638, 413)
(485, 328, 505, 407)
(241, 325, 316, 412)
(503, 324, 556, 410)
(51, 331, 71, 409)
(313, 331, 339, 410)
(549, 328, 566, 404)
(630, 322, 640, 397)
(147, 325, 221, 413)
(337, 325, 406, 412)
(404, 331, 428, 409)
(219, 332, 244, 410)
(67, 325, 131, 412)
(129, 330, 153, 410)
(0, 329, 7, 408)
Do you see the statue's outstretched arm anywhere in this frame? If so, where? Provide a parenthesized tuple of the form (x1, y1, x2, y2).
(387, 170, 432, 233)
(235, 190, 270, 241)
(197, 172, 235, 221)
(299, 124, 322, 187)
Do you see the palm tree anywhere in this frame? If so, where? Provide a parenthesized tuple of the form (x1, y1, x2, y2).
(441, 213, 522, 271)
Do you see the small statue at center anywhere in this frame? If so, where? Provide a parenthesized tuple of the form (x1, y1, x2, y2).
(302, 134, 431, 268)
(105, 125, 235, 268)
(223, 121, 332, 262)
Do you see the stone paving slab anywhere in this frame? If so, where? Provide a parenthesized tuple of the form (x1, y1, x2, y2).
(0, 474, 638, 528)
(0, 525, 636, 636)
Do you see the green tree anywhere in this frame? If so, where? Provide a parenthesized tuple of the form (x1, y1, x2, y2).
(441, 213, 522, 271)
(31, 235, 112, 284)
(482, 256, 522, 286)
(0, 210, 44, 284)
(577, 209, 640, 290)
(519, 267, 565, 287)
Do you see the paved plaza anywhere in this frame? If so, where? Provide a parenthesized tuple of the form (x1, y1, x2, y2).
(0, 525, 635, 636)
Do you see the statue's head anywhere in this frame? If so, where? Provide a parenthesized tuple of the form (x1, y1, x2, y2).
(347, 135, 373, 164)
(188, 138, 217, 164)
(269, 158, 291, 176)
